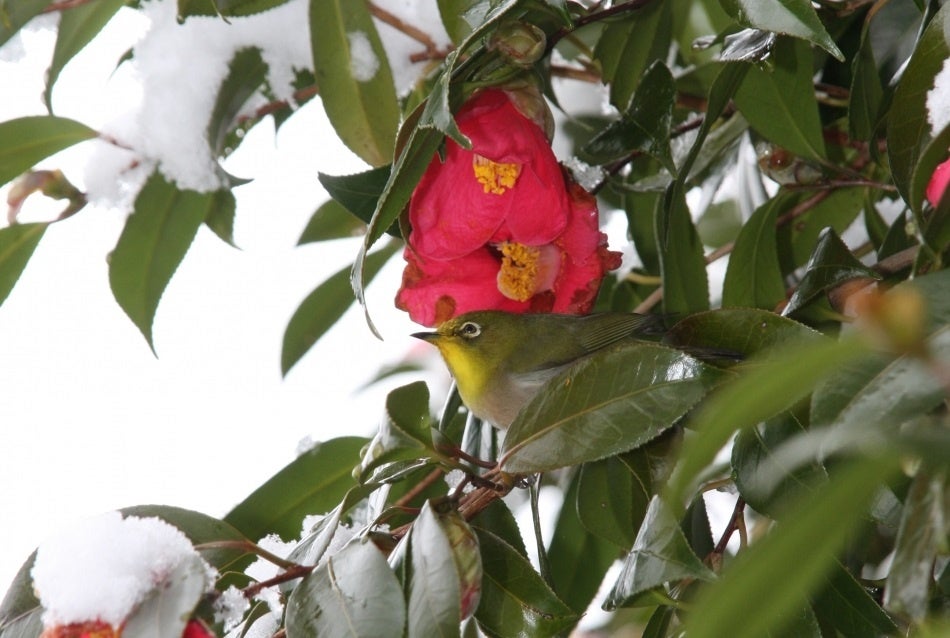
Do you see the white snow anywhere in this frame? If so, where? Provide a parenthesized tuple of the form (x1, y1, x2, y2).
(927, 57, 950, 136)
(347, 31, 380, 82)
(214, 585, 250, 631)
(31, 511, 213, 628)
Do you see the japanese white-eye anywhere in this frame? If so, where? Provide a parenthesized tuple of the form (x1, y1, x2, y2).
(412, 310, 665, 429)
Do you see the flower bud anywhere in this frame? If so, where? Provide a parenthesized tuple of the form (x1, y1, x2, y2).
(851, 284, 928, 355)
(925, 156, 950, 208)
(439, 510, 482, 620)
(489, 21, 546, 68)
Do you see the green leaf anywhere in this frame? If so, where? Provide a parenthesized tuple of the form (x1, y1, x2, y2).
(203, 188, 238, 247)
(282, 239, 399, 375)
(298, 200, 368, 244)
(0, 0, 48, 49)
(583, 60, 677, 173)
(0, 223, 46, 308)
(776, 187, 866, 273)
(657, 183, 710, 314)
(436, 0, 483, 44)
(317, 165, 396, 235)
(405, 503, 465, 638)
(470, 500, 528, 559)
(718, 0, 843, 60)
(286, 539, 406, 637)
(811, 330, 950, 432)
(593, 0, 673, 110)
(0, 609, 42, 638)
(812, 561, 899, 637)
(604, 496, 716, 609)
(0, 116, 98, 188)
(666, 308, 823, 358)
(547, 468, 620, 616)
(722, 194, 786, 309)
(108, 172, 211, 350)
(224, 436, 367, 541)
(474, 527, 577, 637)
(782, 227, 880, 317)
(358, 382, 433, 480)
(0, 555, 39, 630)
(44, 0, 125, 112)
(886, 468, 946, 621)
(577, 450, 652, 551)
(500, 342, 727, 474)
(665, 335, 869, 505)
(177, 0, 293, 18)
(733, 38, 827, 161)
(208, 47, 268, 159)
(886, 3, 950, 212)
(310, 0, 399, 167)
(848, 28, 884, 142)
(683, 456, 899, 638)
(121, 553, 210, 638)
(732, 411, 826, 517)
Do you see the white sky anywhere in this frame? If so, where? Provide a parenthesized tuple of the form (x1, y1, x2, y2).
(0, 8, 438, 589)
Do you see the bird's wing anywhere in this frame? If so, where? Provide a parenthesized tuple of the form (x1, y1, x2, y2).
(575, 312, 667, 353)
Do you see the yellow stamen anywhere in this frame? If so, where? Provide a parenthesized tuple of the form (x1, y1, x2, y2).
(497, 242, 546, 301)
(472, 154, 521, 194)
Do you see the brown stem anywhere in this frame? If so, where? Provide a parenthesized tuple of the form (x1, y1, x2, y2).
(42, 0, 94, 12)
(235, 85, 319, 127)
(195, 539, 298, 570)
(243, 564, 314, 599)
(710, 497, 746, 558)
(392, 468, 445, 509)
(368, 1, 439, 53)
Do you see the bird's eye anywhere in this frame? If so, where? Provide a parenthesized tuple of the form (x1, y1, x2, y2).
(459, 321, 481, 338)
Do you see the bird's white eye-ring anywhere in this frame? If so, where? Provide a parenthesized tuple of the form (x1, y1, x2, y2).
(459, 321, 481, 338)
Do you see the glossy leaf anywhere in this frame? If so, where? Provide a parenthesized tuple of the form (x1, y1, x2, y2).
(298, 200, 367, 244)
(683, 456, 898, 638)
(0, 223, 47, 308)
(108, 172, 211, 350)
(500, 342, 727, 474)
(776, 187, 866, 273)
(849, 28, 884, 142)
(224, 436, 367, 541)
(577, 450, 652, 551)
(583, 60, 676, 172)
(547, 468, 619, 615)
(886, 3, 950, 212)
(121, 553, 210, 638)
(203, 188, 238, 247)
(604, 496, 715, 609)
(733, 38, 827, 162)
(718, 0, 843, 60)
(318, 165, 394, 233)
(593, 1, 673, 110)
(666, 307, 823, 358)
(665, 335, 868, 505)
(470, 500, 527, 559)
(657, 183, 710, 314)
(177, 0, 292, 18)
(310, 0, 399, 167)
(812, 562, 899, 636)
(721, 193, 786, 309)
(285, 539, 406, 637)
(44, 0, 125, 111)
(782, 227, 880, 317)
(358, 382, 433, 479)
(732, 411, 826, 517)
(282, 240, 399, 375)
(0, 116, 98, 188)
(885, 470, 948, 621)
(405, 503, 465, 638)
(436, 0, 483, 44)
(474, 527, 577, 637)
(208, 47, 267, 159)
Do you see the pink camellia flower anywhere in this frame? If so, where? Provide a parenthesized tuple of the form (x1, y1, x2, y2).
(396, 88, 620, 326)
(926, 157, 950, 207)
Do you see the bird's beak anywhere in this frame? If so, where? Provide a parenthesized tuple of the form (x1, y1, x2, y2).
(411, 331, 439, 343)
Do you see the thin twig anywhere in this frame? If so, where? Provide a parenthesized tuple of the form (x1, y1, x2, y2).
(710, 497, 746, 557)
(392, 467, 445, 509)
(368, 1, 440, 53)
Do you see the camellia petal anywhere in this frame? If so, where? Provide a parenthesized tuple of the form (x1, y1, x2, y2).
(925, 156, 950, 207)
(397, 89, 621, 327)
(409, 89, 568, 260)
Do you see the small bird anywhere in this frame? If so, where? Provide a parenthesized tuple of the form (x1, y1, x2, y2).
(412, 310, 666, 429)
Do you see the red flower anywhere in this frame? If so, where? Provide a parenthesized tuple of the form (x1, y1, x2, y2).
(396, 89, 620, 326)
(926, 156, 950, 208)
